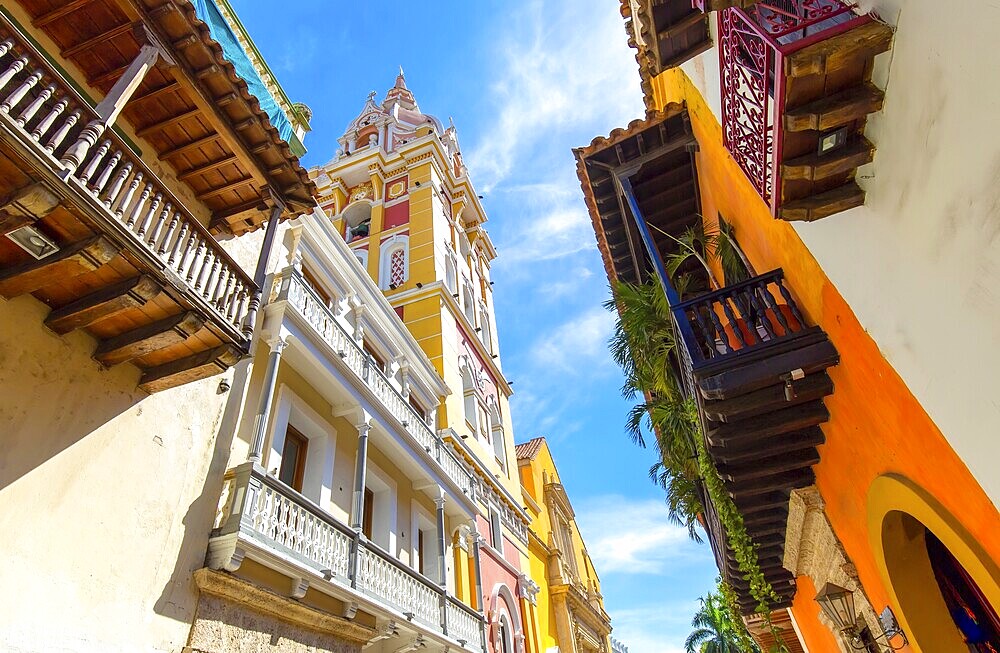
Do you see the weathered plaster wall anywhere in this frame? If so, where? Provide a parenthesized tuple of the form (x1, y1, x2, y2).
(0, 295, 241, 652)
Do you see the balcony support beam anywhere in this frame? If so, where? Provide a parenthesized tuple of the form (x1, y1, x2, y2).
(247, 336, 287, 464)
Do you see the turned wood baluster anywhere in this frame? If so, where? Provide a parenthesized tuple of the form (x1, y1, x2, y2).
(16, 83, 53, 126)
(78, 139, 111, 184)
(104, 161, 132, 207)
(175, 231, 198, 276)
(1, 68, 43, 113)
(45, 109, 79, 153)
(690, 305, 724, 357)
(146, 201, 171, 248)
(135, 192, 162, 239)
(197, 251, 220, 295)
(90, 149, 121, 194)
(229, 284, 247, 322)
(167, 223, 190, 267)
(186, 239, 207, 283)
(776, 279, 806, 329)
(0, 39, 13, 59)
(720, 291, 753, 347)
(209, 265, 229, 307)
(157, 211, 181, 256)
(117, 173, 145, 220)
(0, 56, 28, 94)
(704, 302, 731, 354)
(746, 284, 777, 339)
(217, 273, 236, 312)
(125, 182, 153, 228)
(31, 97, 67, 141)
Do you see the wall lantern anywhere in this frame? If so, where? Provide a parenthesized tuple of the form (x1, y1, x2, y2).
(7, 224, 58, 259)
(814, 583, 908, 651)
(818, 126, 850, 156)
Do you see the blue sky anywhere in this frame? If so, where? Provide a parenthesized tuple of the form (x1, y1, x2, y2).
(234, 1, 719, 650)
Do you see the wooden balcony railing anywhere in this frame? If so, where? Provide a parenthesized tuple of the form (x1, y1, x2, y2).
(212, 463, 485, 651)
(0, 18, 256, 343)
(671, 269, 810, 371)
(278, 267, 476, 497)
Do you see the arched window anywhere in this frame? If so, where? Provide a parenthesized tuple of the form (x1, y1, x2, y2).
(498, 614, 514, 653)
(461, 361, 478, 434)
(353, 248, 368, 271)
(379, 235, 409, 290)
(445, 249, 458, 293)
(488, 398, 506, 471)
(480, 308, 493, 353)
(342, 202, 373, 243)
(462, 279, 475, 324)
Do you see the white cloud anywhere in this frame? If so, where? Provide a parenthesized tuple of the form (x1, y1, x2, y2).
(466, 0, 644, 192)
(529, 307, 615, 373)
(574, 495, 708, 575)
(611, 604, 699, 653)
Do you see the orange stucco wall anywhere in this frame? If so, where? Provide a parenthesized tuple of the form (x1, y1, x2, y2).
(651, 68, 1000, 646)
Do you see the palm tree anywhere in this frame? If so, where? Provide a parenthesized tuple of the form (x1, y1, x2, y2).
(685, 591, 761, 653)
(605, 279, 704, 540)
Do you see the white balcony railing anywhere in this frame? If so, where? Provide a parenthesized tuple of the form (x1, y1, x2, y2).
(278, 267, 475, 496)
(212, 463, 485, 651)
(0, 17, 256, 343)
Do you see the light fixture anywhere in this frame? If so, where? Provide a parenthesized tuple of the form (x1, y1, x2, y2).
(217, 378, 231, 394)
(452, 293, 460, 298)
(321, 568, 334, 581)
(814, 583, 907, 650)
(415, 282, 423, 289)
(7, 224, 58, 259)
(475, 327, 482, 333)
(818, 126, 849, 156)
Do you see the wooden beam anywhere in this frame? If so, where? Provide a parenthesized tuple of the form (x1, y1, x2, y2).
(719, 447, 820, 482)
(158, 133, 223, 160)
(733, 491, 791, 515)
(135, 108, 200, 138)
(210, 197, 267, 225)
(786, 21, 893, 79)
(139, 344, 242, 393)
(0, 183, 60, 234)
(178, 156, 238, 181)
(711, 427, 826, 465)
(784, 83, 885, 132)
(131, 81, 180, 105)
(703, 373, 834, 423)
(0, 236, 118, 298)
(62, 22, 134, 59)
(90, 64, 130, 90)
(727, 467, 815, 497)
(699, 338, 840, 400)
(94, 311, 204, 366)
(196, 177, 254, 201)
(708, 400, 830, 447)
(782, 138, 874, 182)
(779, 182, 865, 222)
(659, 12, 705, 42)
(33, 0, 95, 27)
(44, 275, 162, 335)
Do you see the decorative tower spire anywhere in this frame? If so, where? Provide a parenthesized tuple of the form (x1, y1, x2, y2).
(384, 67, 417, 111)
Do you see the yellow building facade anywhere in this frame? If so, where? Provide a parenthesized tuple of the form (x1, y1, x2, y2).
(517, 438, 613, 653)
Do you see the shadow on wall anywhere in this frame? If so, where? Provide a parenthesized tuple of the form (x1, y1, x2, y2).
(0, 295, 147, 490)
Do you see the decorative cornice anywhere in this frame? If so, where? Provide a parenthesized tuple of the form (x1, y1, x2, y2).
(192, 568, 375, 644)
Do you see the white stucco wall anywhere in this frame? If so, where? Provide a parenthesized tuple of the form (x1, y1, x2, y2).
(683, 1, 1000, 505)
(0, 294, 248, 652)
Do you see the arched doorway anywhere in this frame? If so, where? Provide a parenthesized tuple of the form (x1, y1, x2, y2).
(868, 475, 1000, 653)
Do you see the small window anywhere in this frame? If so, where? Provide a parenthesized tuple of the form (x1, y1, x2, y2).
(302, 265, 332, 307)
(409, 395, 428, 422)
(278, 425, 308, 492)
(489, 509, 503, 552)
(363, 342, 387, 373)
(362, 487, 375, 539)
(418, 529, 426, 575)
(389, 248, 406, 288)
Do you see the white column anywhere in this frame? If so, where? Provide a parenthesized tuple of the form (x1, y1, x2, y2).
(435, 493, 447, 588)
(350, 415, 372, 531)
(247, 337, 287, 463)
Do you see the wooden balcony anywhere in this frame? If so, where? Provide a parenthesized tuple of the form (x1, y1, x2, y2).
(0, 2, 314, 392)
(577, 109, 839, 612)
(209, 462, 486, 651)
(719, 0, 892, 221)
(673, 270, 838, 611)
(621, 0, 712, 111)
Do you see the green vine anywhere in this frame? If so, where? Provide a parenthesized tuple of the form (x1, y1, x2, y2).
(691, 410, 789, 652)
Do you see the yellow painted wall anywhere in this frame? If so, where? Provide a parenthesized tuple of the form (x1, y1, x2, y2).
(651, 66, 1000, 651)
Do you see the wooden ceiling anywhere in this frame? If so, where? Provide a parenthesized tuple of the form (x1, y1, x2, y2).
(17, 0, 315, 234)
(576, 105, 699, 287)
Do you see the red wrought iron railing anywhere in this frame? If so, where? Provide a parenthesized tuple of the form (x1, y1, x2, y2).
(718, 0, 870, 213)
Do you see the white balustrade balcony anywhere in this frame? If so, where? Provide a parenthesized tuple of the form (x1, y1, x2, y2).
(273, 267, 476, 498)
(210, 463, 486, 651)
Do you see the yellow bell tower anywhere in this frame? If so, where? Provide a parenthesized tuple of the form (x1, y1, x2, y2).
(311, 71, 518, 498)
